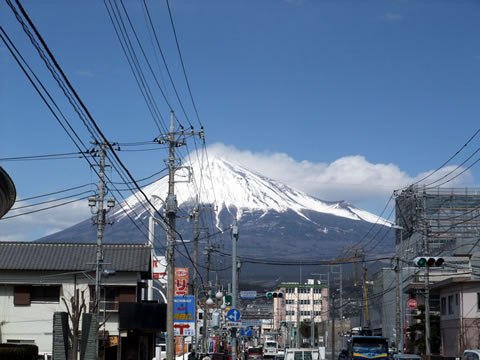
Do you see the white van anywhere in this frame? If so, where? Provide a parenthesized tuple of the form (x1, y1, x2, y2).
(285, 348, 320, 360)
(264, 341, 279, 357)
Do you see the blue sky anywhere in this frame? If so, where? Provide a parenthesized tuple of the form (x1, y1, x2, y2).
(1, 0, 480, 241)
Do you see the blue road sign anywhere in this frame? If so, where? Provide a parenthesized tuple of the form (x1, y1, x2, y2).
(240, 328, 253, 337)
(226, 308, 241, 322)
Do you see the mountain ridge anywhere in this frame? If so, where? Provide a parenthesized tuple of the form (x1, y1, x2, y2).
(37, 156, 394, 281)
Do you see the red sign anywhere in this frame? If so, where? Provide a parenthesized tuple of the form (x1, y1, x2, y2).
(174, 267, 189, 296)
(407, 299, 417, 309)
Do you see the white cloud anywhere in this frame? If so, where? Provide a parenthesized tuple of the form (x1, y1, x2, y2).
(0, 200, 90, 242)
(202, 143, 474, 209)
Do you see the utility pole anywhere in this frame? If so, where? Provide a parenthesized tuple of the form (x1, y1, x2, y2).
(423, 189, 431, 359)
(88, 140, 116, 360)
(193, 204, 200, 353)
(203, 232, 212, 353)
(311, 285, 315, 347)
(154, 111, 204, 360)
(231, 218, 239, 360)
(94, 140, 106, 323)
(192, 202, 215, 353)
(166, 112, 177, 360)
(362, 255, 369, 328)
(395, 256, 401, 351)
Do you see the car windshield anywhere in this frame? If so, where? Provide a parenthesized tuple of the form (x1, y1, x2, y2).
(266, 343, 277, 348)
(294, 351, 312, 360)
(352, 342, 387, 353)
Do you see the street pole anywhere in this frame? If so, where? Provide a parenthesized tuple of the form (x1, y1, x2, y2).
(395, 256, 401, 351)
(193, 204, 200, 353)
(423, 189, 431, 359)
(231, 218, 239, 360)
(94, 141, 106, 322)
(311, 285, 314, 347)
(339, 265, 343, 333)
(153, 111, 204, 360)
(166, 111, 177, 360)
(203, 233, 211, 353)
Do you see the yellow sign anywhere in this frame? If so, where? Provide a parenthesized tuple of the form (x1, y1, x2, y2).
(174, 313, 193, 321)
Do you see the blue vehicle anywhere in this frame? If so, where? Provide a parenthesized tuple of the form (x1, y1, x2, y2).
(346, 336, 388, 360)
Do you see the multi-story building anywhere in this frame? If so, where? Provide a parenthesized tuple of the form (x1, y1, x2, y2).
(373, 186, 480, 356)
(272, 280, 328, 338)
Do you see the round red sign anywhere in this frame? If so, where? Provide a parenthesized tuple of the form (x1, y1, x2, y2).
(407, 299, 417, 309)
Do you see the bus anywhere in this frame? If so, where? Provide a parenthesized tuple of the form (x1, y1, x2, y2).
(346, 336, 388, 360)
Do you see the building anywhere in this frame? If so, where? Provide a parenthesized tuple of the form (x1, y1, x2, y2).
(0, 242, 165, 360)
(431, 277, 480, 357)
(385, 186, 480, 355)
(272, 280, 328, 346)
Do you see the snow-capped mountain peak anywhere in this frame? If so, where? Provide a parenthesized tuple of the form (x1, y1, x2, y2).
(114, 156, 391, 227)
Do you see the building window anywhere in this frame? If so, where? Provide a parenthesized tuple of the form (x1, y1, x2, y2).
(314, 300, 322, 305)
(286, 300, 295, 305)
(448, 295, 454, 315)
(14, 285, 61, 305)
(300, 300, 310, 305)
(286, 311, 295, 316)
(299, 288, 310, 294)
(456, 293, 459, 306)
(315, 311, 322, 316)
(477, 293, 480, 312)
(314, 288, 322, 294)
(300, 311, 311, 316)
(441, 297, 446, 316)
(31, 286, 60, 303)
(286, 288, 295, 294)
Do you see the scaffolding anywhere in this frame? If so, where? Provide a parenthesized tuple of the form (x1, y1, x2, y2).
(395, 185, 480, 260)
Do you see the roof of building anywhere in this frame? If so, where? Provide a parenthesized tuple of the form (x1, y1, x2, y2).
(0, 242, 151, 272)
(430, 275, 480, 290)
(0, 166, 16, 219)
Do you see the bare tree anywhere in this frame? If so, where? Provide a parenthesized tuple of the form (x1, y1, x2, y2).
(62, 289, 87, 360)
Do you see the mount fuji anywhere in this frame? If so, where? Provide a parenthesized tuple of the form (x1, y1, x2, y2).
(38, 156, 394, 281)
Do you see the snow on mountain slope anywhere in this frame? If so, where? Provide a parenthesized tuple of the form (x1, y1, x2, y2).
(113, 156, 391, 227)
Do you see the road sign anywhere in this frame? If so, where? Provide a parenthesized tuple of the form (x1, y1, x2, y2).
(174, 323, 195, 336)
(240, 290, 257, 300)
(226, 321, 242, 328)
(226, 308, 241, 322)
(407, 299, 417, 309)
(240, 328, 253, 336)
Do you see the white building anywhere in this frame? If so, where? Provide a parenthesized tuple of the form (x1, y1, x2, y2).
(0, 242, 165, 360)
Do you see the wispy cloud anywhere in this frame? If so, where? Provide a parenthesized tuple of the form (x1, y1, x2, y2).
(384, 12, 403, 21)
(0, 201, 90, 242)
(76, 69, 94, 78)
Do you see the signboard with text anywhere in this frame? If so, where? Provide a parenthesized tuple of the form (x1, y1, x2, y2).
(153, 257, 167, 279)
(174, 267, 189, 296)
(174, 295, 195, 336)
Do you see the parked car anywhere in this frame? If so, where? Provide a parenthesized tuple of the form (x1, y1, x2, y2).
(462, 350, 480, 360)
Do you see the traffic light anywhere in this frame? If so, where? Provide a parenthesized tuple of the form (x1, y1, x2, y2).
(413, 256, 444, 267)
(266, 291, 283, 299)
